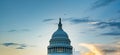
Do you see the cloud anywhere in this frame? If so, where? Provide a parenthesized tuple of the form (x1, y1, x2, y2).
(2, 43, 18, 46)
(101, 45, 120, 54)
(42, 17, 93, 24)
(16, 44, 27, 49)
(94, 21, 120, 29)
(101, 32, 120, 36)
(22, 29, 30, 31)
(91, 0, 117, 9)
(8, 29, 30, 32)
(16, 47, 24, 49)
(92, 21, 120, 36)
(79, 43, 103, 55)
(102, 49, 117, 53)
(116, 41, 120, 45)
(64, 13, 67, 15)
(64, 17, 120, 36)
(42, 17, 120, 36)
(79, 43, 120, 55)
(8, 30, 17, 32)
(42, 19, 55, 22)
(65, 17, 93, 24)
(1, 42, 29, 49)
(112, 39, 120, 45)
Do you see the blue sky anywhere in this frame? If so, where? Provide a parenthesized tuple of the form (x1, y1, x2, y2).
(0, 0, 120, 55)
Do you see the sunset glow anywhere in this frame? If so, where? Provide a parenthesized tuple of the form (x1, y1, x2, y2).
(0, 0, 120, 55)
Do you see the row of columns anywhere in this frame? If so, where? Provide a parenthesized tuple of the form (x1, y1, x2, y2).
(48, 47, 72, 53)
(50, 42, 70, 44)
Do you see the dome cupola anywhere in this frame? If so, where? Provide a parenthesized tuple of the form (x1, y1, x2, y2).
(52, 18, 69, 39)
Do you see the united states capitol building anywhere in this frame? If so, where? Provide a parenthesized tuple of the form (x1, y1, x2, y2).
(47, 18, 73, 55)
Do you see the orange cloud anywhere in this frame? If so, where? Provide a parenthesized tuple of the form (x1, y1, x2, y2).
(79, 43, 120, 55)
(79, 43, 103, 55)
(83, 51, 95, 55)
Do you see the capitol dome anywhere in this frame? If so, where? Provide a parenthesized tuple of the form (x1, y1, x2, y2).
(52, 18, 68, 39)
(52, 27, 68, 39)
(48, 18, 73, 55)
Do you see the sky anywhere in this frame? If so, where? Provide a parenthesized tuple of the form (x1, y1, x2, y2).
(0, 0, 120, 55)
